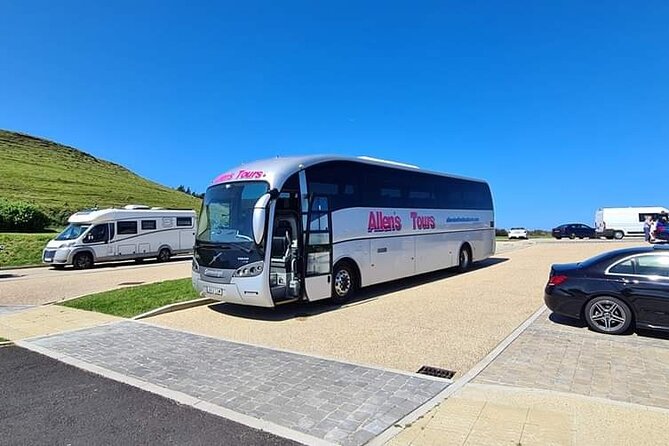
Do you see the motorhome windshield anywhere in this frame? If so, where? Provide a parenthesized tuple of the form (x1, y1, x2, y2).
(55, 224, 91, 241)
(197, 181, 269, 245)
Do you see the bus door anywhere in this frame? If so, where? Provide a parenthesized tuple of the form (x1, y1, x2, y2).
(303, 195, 333, 301)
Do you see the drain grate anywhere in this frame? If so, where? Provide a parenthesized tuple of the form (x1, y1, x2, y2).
(118, 281, 145, 286)
(416, 365, 456, 380)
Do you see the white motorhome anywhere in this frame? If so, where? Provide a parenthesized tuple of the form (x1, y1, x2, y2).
(595, 206, 669, 239)
(43, 206, 196, 269)
(193, 155, 495, 307)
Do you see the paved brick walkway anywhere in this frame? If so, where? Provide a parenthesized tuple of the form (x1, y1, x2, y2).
(27, 321, 449, 445)
(475, 309, 669, 409)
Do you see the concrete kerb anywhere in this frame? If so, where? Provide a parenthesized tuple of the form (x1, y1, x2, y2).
(366, 304, 548, 446)
(15, 340, 336, 446)
(132, 297, 217, 320)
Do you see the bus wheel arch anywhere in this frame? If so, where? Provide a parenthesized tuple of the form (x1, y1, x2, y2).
(331, 258, 360, 304)
(457, 243, 472, 273)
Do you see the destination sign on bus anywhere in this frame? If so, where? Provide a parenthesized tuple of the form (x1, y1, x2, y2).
(213, 170, 267, 184)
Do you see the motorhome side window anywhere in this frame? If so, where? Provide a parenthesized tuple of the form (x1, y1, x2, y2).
(84, 224, 108, 243)
(176, 217, 192, 227)
(117, 221, 138, 235)
(141, 220, 157, 230)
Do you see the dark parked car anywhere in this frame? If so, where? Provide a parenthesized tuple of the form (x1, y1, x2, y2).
(551, 223, 597, 240)
(545, 245, 669, 335)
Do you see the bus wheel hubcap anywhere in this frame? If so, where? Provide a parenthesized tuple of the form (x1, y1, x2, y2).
(334, 269, 351, 296)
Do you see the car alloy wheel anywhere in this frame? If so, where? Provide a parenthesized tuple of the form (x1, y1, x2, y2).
(585, 297, 632, 335)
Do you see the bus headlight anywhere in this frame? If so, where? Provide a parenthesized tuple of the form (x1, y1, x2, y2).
(233, 261, 264, 277)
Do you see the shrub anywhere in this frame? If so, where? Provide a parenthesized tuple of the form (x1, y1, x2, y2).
(0, 199, 50, 232)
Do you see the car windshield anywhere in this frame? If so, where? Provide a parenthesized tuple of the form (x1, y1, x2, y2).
(197, 181, 269, 245)
(511, 228, 525, 231)
(55, 224, 91, 241)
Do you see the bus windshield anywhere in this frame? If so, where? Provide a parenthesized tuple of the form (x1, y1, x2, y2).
(55, 224, 91, 241)
(197, 181, 269, 245)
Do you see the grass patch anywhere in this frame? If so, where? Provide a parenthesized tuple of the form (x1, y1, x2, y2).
(0, 232, 55, 267)
(61, 278, 199, 318)
(0, 130, 200, 224)
(0, 337, 8, 342)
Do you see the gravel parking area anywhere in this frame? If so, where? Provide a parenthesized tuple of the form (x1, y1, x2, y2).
(149, 241, 642, 376)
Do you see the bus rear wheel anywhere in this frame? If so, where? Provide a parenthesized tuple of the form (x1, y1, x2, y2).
(332, 262, 357, 304)
(457, 245, 472, 273)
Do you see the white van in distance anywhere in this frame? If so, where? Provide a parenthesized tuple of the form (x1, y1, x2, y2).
(43, 205, 196, 269)
(595, 206, 669, 239)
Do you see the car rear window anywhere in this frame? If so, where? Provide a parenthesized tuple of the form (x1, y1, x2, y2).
(579, 251, 616, 269)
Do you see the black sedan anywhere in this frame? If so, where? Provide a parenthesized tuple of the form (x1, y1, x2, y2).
(551, 223, 597, 240)
(545, 245, 669, 335)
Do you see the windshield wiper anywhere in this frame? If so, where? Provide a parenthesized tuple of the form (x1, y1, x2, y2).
(196, 240, 253, 253)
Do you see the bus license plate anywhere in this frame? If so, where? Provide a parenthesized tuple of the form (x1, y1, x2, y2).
(206, 286, 224, 296)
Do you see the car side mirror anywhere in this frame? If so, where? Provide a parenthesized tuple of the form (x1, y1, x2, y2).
(252, 193, 272, 245)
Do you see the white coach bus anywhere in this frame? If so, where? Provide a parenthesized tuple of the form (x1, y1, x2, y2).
(192, 156, 495, 307)
(43, 206, 196, 269)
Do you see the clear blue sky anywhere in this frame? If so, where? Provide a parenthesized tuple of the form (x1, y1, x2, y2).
(1, 1, 667, 229)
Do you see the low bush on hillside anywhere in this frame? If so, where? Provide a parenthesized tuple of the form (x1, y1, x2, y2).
(0, 199, 50, 231)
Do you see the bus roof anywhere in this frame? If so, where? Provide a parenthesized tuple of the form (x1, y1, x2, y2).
(210, 155, 487, 190)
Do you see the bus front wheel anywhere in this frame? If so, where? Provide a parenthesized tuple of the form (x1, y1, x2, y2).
(332, 262, 357, 304)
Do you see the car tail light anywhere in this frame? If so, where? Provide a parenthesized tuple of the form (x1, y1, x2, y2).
(548, 275, 568, 286)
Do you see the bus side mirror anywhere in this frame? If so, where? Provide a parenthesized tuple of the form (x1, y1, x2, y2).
(252, 193, 272, 245)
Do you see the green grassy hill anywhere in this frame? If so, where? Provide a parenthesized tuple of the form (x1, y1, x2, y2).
(0, 130, 200, 222)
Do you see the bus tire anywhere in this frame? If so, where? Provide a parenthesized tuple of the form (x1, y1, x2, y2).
(457, 245, 472, 273)
(73, 252, 94, 270)
(332, 261, 357, 304)
(157, 248, 171, 262)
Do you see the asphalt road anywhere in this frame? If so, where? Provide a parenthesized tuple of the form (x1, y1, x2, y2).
(0, 345, 297, 446)
(0, 258, 192, 305)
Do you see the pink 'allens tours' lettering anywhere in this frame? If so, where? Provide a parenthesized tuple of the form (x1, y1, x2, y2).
(410, 212, 436, 230)
(368, 211, 402, 233)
